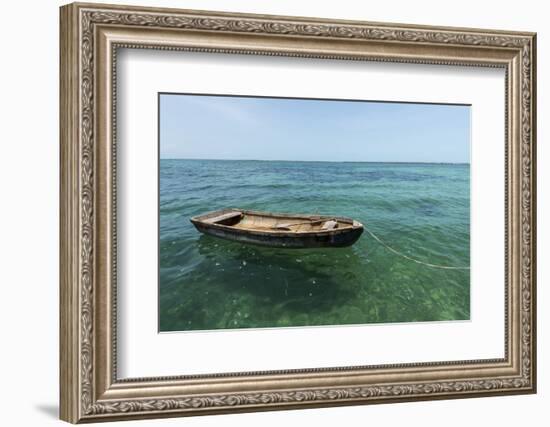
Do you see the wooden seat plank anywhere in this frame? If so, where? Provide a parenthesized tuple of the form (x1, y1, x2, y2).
(205, 211, 242, 224)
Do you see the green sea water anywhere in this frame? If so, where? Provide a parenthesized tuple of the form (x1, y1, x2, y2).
(159, 159, 470, 332)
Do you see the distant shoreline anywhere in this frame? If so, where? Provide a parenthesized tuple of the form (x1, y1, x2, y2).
(160, 158, 470, 165)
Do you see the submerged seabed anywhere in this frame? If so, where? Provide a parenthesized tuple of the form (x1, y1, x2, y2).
(159, 159, 470, 332)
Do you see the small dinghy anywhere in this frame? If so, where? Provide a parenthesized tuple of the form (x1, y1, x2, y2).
(190, 209, 364, 248)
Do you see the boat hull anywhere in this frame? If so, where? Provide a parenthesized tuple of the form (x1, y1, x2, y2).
(190, 209, 364, 249)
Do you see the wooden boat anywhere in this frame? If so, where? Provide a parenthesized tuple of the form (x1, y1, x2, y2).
(190, 209, 364, 248)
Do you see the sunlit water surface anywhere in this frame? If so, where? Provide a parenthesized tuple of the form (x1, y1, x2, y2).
(159, 159, 470, 332)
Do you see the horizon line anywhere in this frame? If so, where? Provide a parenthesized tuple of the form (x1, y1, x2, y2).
(160, 158, 470, 165)
(159, 157, 471, 165)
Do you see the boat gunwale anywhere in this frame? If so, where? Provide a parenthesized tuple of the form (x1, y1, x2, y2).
(190, 208, 364, 238)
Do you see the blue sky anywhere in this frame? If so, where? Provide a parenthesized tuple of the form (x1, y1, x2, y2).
(159, 94, 470, 163)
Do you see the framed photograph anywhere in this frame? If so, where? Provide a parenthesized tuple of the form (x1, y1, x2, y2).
(60, 2, 537, 423)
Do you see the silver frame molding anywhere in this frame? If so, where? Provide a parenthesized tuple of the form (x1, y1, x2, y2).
(60, 2, 537, 423)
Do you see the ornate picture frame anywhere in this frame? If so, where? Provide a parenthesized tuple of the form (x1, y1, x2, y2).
(60, 2, 536, 423)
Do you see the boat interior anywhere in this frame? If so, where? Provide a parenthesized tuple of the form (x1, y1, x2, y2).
(201, 210, 355, 232)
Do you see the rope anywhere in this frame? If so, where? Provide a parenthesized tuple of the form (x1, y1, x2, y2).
(363, 225, 470, 270)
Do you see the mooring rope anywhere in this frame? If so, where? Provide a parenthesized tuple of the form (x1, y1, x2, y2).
(363, 225, 470, 270)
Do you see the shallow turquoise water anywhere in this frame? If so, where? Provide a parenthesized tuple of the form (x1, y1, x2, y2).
(159, 159, 470, 332)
